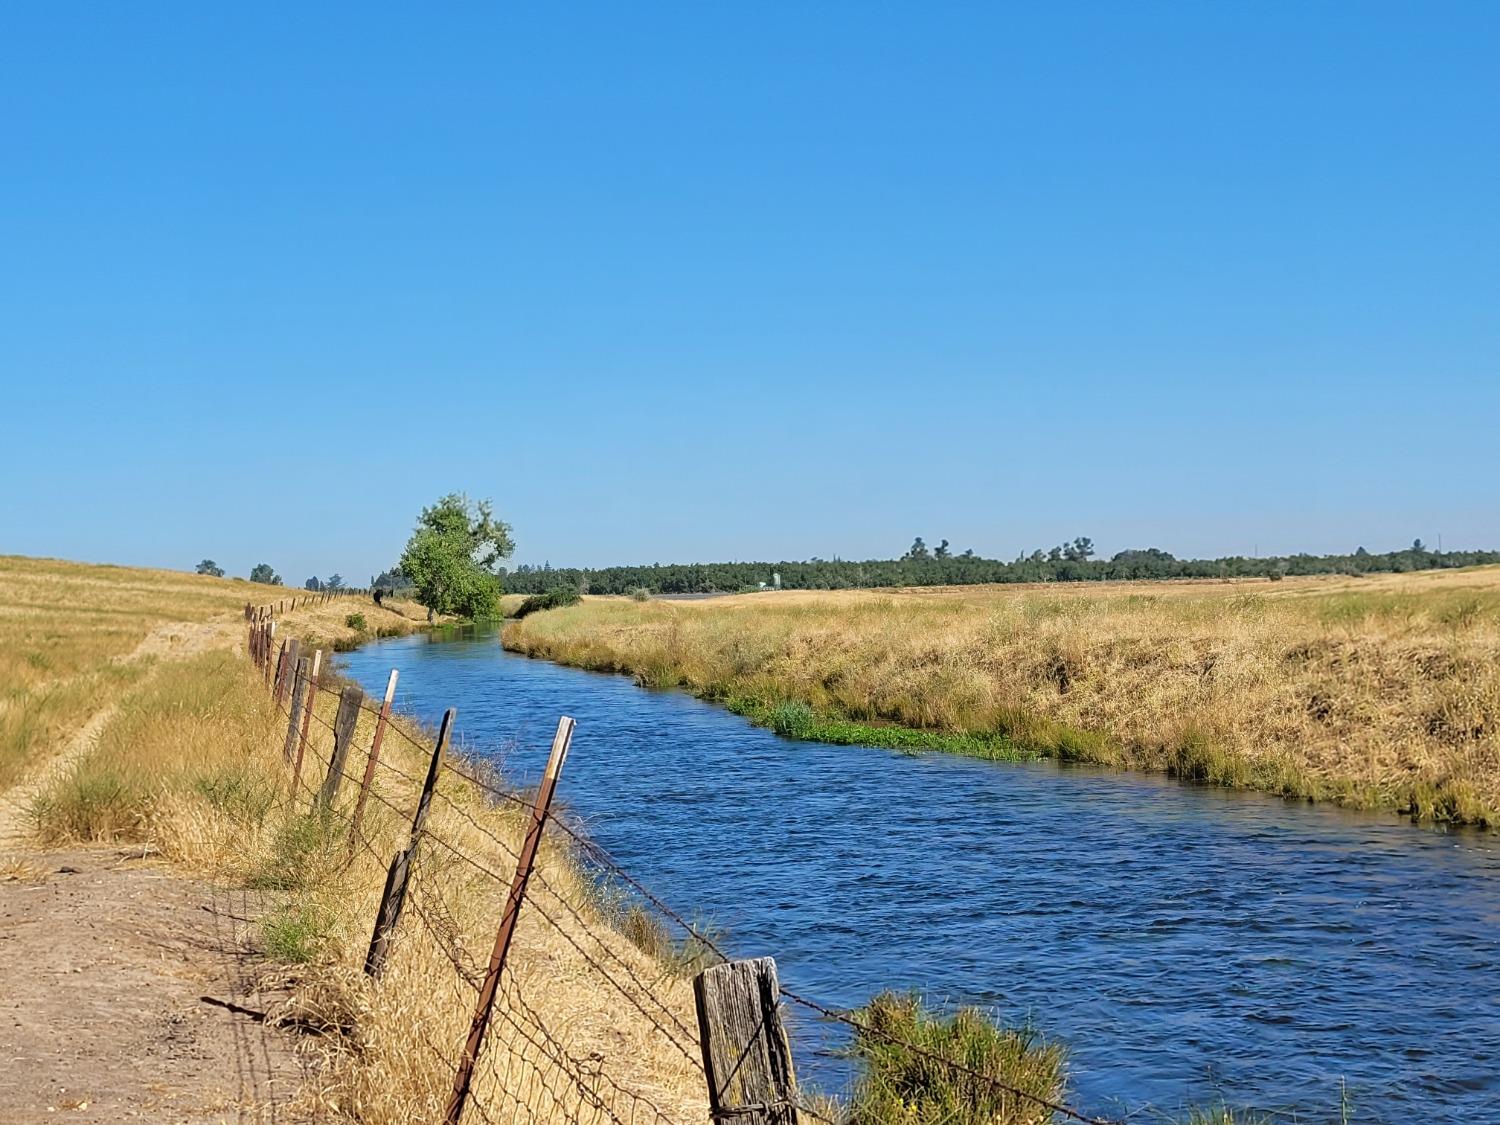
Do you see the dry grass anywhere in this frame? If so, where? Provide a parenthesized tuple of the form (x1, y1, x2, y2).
(0, 554, 288, 790)
(3, 555, 707, 1122)
(503, 568, 1500, 826)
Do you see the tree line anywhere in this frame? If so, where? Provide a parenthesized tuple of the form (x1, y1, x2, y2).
(501, 539, 1500, 595)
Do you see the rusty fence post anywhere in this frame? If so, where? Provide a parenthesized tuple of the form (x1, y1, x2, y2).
(364, 707, 455, 978)
(283, 656, 310, 762)
(350, 669, 399, 841)
(694, 957, 800, 1125)
(443, 715, 575, 1124)
(316, 686, 365, 810)
(292, 650, 324, 795)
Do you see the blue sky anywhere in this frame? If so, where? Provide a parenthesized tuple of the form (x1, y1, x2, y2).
(2, 3, 1496, 584)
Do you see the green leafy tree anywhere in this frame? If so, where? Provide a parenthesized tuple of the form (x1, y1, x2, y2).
(305, 576, 322, 591)
(195, 559, 224, 577)
(906, 537, 930, 560)
(326, 573, 345, 590)
(399, 493, 514, 620)
(934, 539, 951, 560)
(249, 563, 282, 585)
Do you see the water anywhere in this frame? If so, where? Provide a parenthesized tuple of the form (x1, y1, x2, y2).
(338, 627, 1500, 1122)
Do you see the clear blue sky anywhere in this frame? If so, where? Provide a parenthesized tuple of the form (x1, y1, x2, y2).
(2, 4, 1496, 584)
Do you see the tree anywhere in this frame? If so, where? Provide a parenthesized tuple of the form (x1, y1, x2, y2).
(934, 539, 951, 560)
(1412, 539, 1427, 553)
(960, 548, 975, 559)
(1063, 536, 1095, 563)
(305, 576, 322, 591)
(326, 574, 345, 590)
(399, 493, 514, 620)
(249, 563, 281, 585)
(906, 537, 930, 560)
(195, 559, 224, 577)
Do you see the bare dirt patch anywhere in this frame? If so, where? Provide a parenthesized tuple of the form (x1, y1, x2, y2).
(0, 847, 315, 1122)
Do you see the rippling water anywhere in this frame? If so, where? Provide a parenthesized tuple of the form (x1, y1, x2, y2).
(338, 627, 1500, 1122)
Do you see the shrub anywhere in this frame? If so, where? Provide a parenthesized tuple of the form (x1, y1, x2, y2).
(345, 612, 367, 631)
(630, 587, 652, 602)
(847, 992, 1065, 1125)
(768, 700, 816, 740)
(513, 587, 583, 619)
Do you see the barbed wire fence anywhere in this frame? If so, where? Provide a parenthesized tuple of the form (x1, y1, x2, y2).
(242, 600, 1122, 1125)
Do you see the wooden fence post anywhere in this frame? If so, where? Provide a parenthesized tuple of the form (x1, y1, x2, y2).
(292, 650, 323, 794)
(350, 669, 399, 841)
(443, 716, 575, 1124)
(277, 637, 301, 708)
(272, 638, 289, 700)
(364, 708, 455, 977)
(317, 686, 364, 810)
(694, 958, 800, 1125)
(283, 656, 310, 762)
(263, 622, 276, 689)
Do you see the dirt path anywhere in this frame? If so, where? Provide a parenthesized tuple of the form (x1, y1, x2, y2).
(0, 615, 318, 1122)
(0, 849, 313, 1121)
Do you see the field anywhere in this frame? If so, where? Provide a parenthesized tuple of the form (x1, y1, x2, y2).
(503, 567, 1500, 827)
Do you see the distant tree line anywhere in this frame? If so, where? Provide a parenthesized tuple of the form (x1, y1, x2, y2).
(501, 539, 1500, 596)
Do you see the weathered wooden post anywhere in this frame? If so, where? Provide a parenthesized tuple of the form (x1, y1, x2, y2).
(443, 716, 575, 1124)
(262, 622, 276, 689)
(272, 638, 289, 700)
(350, 669, 399, 840)
(317, 686, 365, 810)
(283, 656, 310, 762)
(292, 650, 323, 794)
(694, 958, 800, 1125)
(364, 708, 456, 978)
(277, 638, 301, 708)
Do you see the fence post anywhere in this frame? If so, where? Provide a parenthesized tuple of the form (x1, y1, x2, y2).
(292, 650, 323, 794)
(364, 707, 455, 977)
(272, 637, 289, 699)
(694, 958, 800, 1125)
(317, 686, 365, 810)
(278, 637, 300, 707)
(350, 669, 399, 841)
(443, 716, 575, 1124)
(283, 656, 310, 762)
(263, 622, 276, 689)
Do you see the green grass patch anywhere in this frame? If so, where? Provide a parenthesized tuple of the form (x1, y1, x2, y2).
(262, 902, 333, 963)
(846, 992, 1065, 1125)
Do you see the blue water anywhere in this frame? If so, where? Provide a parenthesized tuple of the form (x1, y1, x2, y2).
(338, 627, 1500, 1122)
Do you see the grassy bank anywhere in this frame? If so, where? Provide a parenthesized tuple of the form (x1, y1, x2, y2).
(502, 568, 1500, 827)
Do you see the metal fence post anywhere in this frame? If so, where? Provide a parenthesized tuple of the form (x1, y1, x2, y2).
(364, 707, 455, 977)
(350, 669, 399, 841)
(443, 715, 575, 1124)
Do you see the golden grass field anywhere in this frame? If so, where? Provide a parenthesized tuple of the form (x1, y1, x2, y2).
(503, 567, 1500, 828)
(0, 556, 709, 1122)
